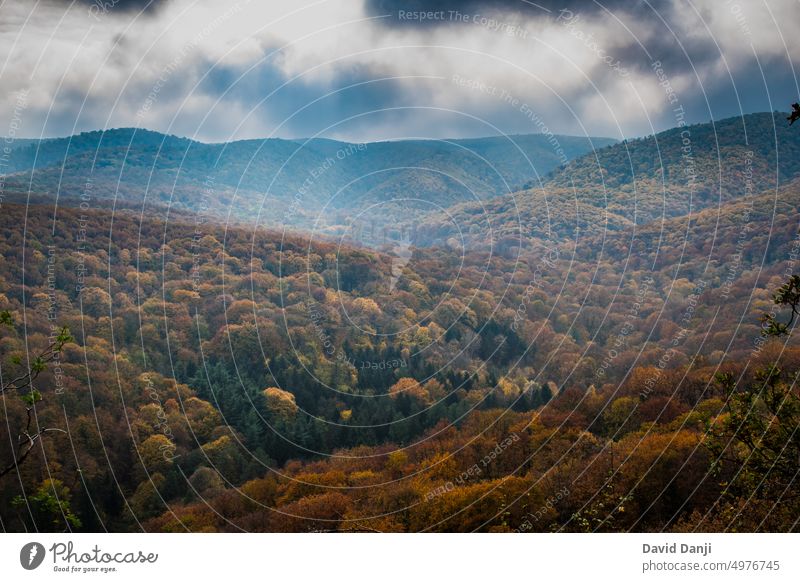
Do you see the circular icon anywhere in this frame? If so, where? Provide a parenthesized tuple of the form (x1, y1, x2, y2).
(20, 542, 46, 570)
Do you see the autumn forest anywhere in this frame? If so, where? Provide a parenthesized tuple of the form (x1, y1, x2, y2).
(1, 108, 800, 533)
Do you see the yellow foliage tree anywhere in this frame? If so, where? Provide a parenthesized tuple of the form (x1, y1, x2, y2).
(263, 387, 298, 418)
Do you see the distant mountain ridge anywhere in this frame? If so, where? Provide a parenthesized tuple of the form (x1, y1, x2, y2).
(7, 113, 796, 252)
(0, 128, 614, 239)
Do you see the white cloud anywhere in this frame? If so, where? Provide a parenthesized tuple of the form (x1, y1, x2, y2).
(0, 0, 798, 142)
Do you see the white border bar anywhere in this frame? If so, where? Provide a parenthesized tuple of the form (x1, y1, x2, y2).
(1, 533, 796, 581)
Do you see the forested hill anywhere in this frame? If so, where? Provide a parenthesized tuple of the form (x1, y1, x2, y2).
(417, 111, 800, 248)
(0, 128, 613, 236)
(546, 111, 800, 221)
(1, 169, 799, 530)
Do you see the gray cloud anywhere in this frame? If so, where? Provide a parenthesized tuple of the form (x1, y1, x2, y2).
(365, 0, 675, 24)
(0, 0, 798, 143)
(48, 0, 167, 12)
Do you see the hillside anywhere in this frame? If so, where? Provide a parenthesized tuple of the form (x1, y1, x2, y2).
(2, 172, 799, 531)
(418, 112, 800, 247)
(0, 129, 614, 239)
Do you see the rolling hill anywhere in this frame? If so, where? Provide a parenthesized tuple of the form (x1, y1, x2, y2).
(418, 112, 800, 248)
(0, 128, 614, 238)
(2, 169, 799, 532)
(3, 112, 800, 533)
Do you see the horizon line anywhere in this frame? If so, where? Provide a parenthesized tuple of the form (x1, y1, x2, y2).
(3, 109, 788, 146)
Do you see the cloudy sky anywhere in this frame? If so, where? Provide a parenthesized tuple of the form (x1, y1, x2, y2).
(1, 0, 798, 143)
